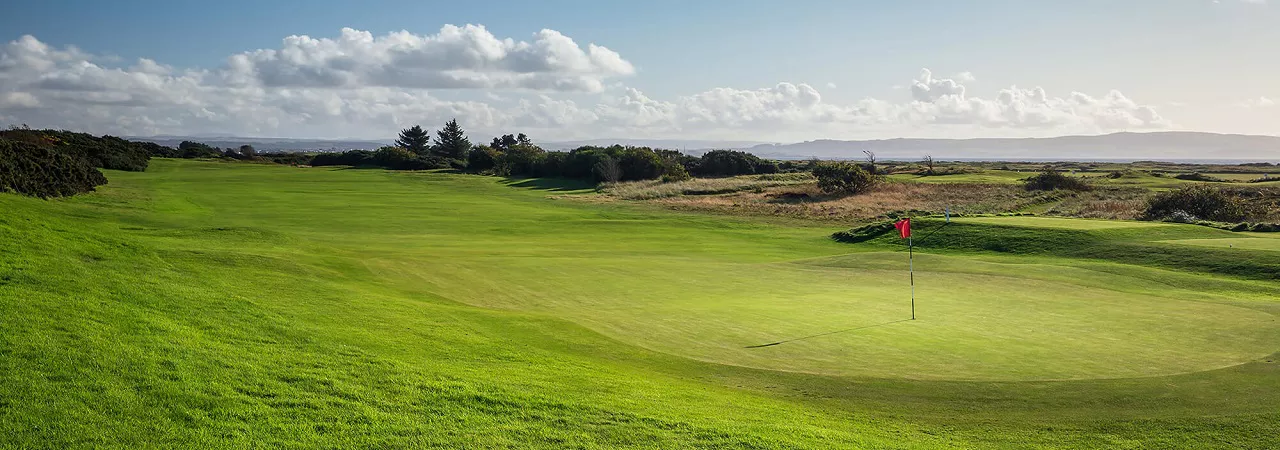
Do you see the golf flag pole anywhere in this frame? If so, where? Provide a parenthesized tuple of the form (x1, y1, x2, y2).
(909, 233, 915, 320)
(894, 218, 915, 320)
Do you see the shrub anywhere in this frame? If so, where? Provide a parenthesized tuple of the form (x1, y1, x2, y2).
(812, 162, 878, 195)
(660, 162, 692, 183)
(1024, 169, 1091, 191)
(831, 221, 895, 243)
(0, 129, 151, 171)
(0, 139, 108, 198)
(1143, 184, 1248, 222)
(466, 146, 500, 173)
(373, 146, 430, 170)
(178, 140, 223, 159)
(693, 150, 774, 177)
(1173, 172, 1225, 182)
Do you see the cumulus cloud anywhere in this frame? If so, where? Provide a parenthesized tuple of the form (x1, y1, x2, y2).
(0, 31, 1169, 140)
(222, 26, 633, 92)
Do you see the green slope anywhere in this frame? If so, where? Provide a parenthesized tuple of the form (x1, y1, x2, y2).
(2, 159, 1278, 448)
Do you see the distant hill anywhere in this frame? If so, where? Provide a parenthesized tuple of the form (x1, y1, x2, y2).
(537, 138, 769, 152)
(128, 136, 391, 152)
(745, 132, 1280, 162)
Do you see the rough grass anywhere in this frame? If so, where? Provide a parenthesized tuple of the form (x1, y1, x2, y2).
(643, 181, 1054, 222)
(3, 160, 1279, 448)
(601, 172, 812, 199)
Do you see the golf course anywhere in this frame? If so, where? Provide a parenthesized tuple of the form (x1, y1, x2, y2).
(3, 159, 1279, 448)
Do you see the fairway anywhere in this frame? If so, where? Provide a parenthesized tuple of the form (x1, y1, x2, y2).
(1160, 238, 1280, 252)
(4, 159, 1280, 448)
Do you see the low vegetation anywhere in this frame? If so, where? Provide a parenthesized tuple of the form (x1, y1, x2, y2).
(0, 139, 108, 198)
(602, 173, 811, 200)
(812, 161, 880, 195)
(1144, 184, 1250, 223)
(1024, 168, 1093, 191)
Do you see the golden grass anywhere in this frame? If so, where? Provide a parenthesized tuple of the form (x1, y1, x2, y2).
(601, 173, 813, 200)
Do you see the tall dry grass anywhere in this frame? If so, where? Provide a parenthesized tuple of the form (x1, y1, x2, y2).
(601, 173, 813, 200)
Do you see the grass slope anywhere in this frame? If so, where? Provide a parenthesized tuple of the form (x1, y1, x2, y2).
(2, 159, 1278, 448)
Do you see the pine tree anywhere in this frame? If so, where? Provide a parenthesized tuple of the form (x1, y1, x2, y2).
(395, 125, 431, 157)
(432, 119, 472, 160)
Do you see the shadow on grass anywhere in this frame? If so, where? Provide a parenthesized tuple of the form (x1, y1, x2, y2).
(501, 177, 597, 192)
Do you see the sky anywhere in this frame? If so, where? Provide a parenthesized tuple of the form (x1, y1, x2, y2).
(1, 0, 1277, 142)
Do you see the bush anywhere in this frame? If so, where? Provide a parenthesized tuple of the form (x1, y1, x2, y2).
(1024, 169, 1091, 191)
(373, 146, 430, 170)
(0, 139, 108, 198)
(1173, 172, 1225, 182)
(466, 146, 500, 173)
(812, 162, 878, 195)
(831, 221, 895, 243)
(0, 128, 151, 171)
(693, 150, 774, 177)
(1143, 184, 1248, 222)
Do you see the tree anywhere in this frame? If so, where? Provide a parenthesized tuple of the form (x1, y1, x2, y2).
(922, 155, 935, 175)
(862, 150, 877, 174)
(396, 125, 431, 156)
(238, 145, 257, 159)
(491, 134, 518, 152)
(433, 119, 471, 160)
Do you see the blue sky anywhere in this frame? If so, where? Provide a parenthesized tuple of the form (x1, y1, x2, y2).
(1, 0, 1276, 141)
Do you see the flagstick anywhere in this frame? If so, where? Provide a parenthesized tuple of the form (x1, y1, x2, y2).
(909, 235, 915, 320)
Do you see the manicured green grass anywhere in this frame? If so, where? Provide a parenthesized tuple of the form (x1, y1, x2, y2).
(1161, 237, 1280, 252)
(954, 215, 1170, 229)
(3, 159, 1278, 448)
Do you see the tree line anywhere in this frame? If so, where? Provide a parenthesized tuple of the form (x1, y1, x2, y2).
(1, 119, 873, 199)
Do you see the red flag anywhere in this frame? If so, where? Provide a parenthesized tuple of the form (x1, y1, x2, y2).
(894, 218, 911, 239)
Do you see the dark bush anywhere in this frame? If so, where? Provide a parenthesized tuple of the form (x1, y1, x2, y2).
(812, 162, 878, 195)
(311, 150, 374, 167)
(693, 150, 773, 177)
(831, 221, 896, 243)
(466, 146, 500, 173)
(497, 143, 546, 176)
(0, 139, 108, 198)
(1173, 172, 1225, 182)
(0, 129, 151, 171)
(178, 141, 223, 159)
(373, 146, 430, 170)
(1024, 168, 1091, 191)
(259, 152, 313, 166)
(1143, 184, 1248, 222)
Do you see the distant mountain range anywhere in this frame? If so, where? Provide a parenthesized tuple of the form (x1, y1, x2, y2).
(128, 136, 392, 152)
(743, 132, 1280, 162)
(536, 138, 769, 152)
(127, 132, 1280, 162)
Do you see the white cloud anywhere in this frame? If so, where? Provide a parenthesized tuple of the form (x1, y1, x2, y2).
(955, 71, 976, 83)
(0, 33, 1169, 141)
(220, 26, 633, 92)
(826, 82, 837, 89)
(1236, 96, 1275, 108)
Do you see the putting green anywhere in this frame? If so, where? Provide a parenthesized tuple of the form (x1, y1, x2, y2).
(954, 216, 1169, 229)
(375, 250, 1277, 382)
(1160, 238, 1280, 252)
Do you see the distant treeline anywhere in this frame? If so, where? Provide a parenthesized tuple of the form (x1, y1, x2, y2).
(0, 119, 810, 197)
